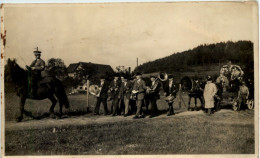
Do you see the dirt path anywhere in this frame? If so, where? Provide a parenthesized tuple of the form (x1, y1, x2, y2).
(5, 109, 242, 131)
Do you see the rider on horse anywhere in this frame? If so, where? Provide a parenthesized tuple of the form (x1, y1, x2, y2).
(27, 47, 46, 97)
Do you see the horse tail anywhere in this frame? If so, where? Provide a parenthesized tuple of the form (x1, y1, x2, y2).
(55, 79, 70, 108)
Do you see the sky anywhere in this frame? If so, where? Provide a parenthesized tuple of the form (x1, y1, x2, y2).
(3, 2, 258, 70)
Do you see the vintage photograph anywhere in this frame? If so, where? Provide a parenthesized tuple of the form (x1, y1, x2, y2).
(1, 2, 258, 156)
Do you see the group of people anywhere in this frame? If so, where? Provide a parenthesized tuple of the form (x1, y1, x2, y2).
(94, 73, 178, 119)
(27, 48, 251, 117)
(94, 72, 251, 118)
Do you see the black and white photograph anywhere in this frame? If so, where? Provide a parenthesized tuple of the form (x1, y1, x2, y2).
(1, 2, 258, 157)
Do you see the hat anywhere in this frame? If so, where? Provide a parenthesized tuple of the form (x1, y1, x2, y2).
(100, 76, 106, 79)
(33, 47, 41, 55)
(34, 50, 41, 55)
(136, 72, 142, 76)
(114, 73, 120, 77)
(168, 75, 173, 79)
(207, 76, 212, 81)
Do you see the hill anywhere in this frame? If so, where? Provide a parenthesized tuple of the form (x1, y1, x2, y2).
(134, 41, 254, 80)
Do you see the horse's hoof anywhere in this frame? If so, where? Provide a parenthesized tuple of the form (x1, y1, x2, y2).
(50, 113, 55, 119)
(16, 117, 23, 122)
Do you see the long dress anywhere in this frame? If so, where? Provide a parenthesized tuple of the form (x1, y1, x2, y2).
(203, 82, 218, 109)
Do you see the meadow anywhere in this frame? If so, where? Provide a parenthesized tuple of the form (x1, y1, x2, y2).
(4, 92, 255, 155)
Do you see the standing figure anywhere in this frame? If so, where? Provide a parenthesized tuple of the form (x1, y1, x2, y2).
(203, 76, 218, 115)
(118, 75, 126, 115)
(164, 75, 177, 116)
(147, 75, 161, 118)
(94, 76, 109, 115)
(110, 74, 121, 116)
(193, 78, 205, 110)
(132, 72, 147, 119)
(119, 77, 133, 117)
(27, 47, 45, 97)
(238, 81, 249, 109)
(129, 76, 137, 114)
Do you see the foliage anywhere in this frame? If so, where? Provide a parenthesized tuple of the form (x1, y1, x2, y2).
(74, 64, 97, 83)
(46, 58, 68, 80)
(115, 65, 131, 79)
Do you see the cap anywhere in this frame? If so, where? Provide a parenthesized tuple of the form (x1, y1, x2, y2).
(100, 76, 106, 79)
(136, 72, 142, 76)
(33, 47, 41, 55)
(114, 73, 120, 77)
(168, 75, 173, 79)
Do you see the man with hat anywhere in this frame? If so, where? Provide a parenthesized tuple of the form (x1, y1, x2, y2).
(132, 72, 147, 119)
(164, 75, 177, 116)
(110, 73, 122, 116)
(94, 76, 109, 115)
(119, 76, 133, 117)
(203, 76, 218, 115)
(27, 47, 45, 97)
(147, 75, 161, 118)
(193, 78, 204, 110)
(238, 81, 249, 108)
(129, 76, 137, 114)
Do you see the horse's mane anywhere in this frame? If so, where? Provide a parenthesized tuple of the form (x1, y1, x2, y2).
(180, 76, 193, 91)
(5, 59, 27, 85)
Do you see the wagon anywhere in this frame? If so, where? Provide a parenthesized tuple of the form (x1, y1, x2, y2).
(215, 64, 254, 111)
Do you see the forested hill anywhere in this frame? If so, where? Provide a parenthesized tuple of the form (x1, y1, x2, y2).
(134, 41, 253, 76)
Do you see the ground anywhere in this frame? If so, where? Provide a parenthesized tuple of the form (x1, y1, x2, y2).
(4, 92, 255, 155)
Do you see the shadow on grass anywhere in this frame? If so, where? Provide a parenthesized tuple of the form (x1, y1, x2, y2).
(32, 110, 91, 120)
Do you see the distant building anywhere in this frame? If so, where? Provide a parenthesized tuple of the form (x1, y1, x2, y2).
(67, 62, 114, 79)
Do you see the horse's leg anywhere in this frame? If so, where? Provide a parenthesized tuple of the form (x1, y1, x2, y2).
(188, 96, 191, 110)
(194, 97, 198, 111)
(16, 96, 26, 122)
(199, 96, 204, 110)
(48, 95, 57, 118)
(59, 101, 63, 119)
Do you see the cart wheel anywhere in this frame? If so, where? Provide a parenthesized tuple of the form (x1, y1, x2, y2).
(247, 100, 254, 110)
(232, 99, 240, 111)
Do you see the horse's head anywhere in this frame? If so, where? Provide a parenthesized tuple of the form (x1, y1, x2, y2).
(180, 76, 192, 91)
(5, 58, 25, 83)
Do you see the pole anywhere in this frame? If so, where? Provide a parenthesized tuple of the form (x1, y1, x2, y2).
(86, 80, 90, 112)
(178, 83, 187, 108)
(137, 58, 138, 67)
(178, 84, 182, 108)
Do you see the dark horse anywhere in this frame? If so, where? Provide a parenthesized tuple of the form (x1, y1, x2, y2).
(5, 59, 69, 122)
(180, 76, 205, 111)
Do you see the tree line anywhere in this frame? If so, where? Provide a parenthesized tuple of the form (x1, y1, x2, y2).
(134, 40, 254, 78)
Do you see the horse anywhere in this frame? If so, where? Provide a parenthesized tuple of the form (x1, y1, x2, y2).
(5, 59, 70, 122)
(180, 76, 205, 111)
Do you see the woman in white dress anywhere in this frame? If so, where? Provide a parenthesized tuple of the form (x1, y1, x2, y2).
(203, 76, 218, 115)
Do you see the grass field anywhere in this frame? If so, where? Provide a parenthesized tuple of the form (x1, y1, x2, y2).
(4, 92, 255, 155)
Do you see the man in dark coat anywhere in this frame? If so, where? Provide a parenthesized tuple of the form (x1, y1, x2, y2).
(27, 48, 45, 97)
(94, 76, 109, 115)
(164, 75, 177, 116)
(110, 74, 121, 116)
(119, 77, 133, 117)
(132, 72, 147, 119)
(147, 75, 161, 118)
